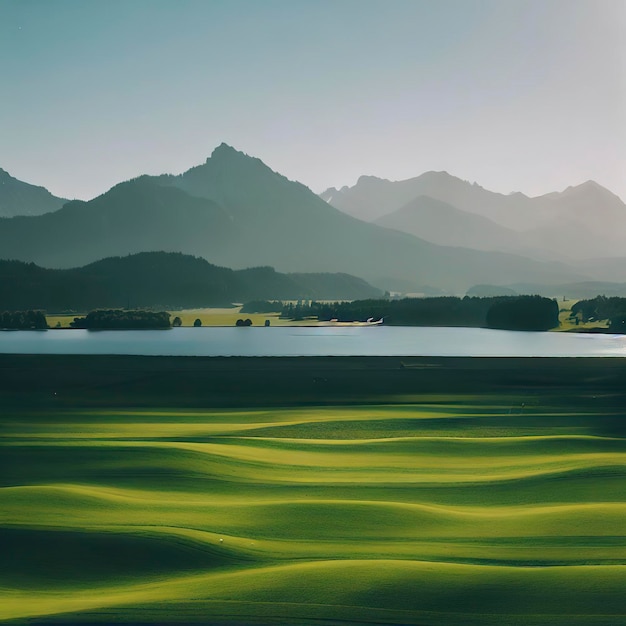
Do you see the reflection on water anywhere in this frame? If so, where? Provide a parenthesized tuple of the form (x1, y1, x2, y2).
(1, 326, 626, 357)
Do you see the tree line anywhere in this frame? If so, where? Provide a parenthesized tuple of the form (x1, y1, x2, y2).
(571, 296, 626, 332)
(70, 310, 171, 329)
(0, 310, 48, 330)
(277, 295, 560, 331)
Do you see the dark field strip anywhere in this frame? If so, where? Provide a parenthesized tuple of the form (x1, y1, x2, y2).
(1, 356, 626, 625)
(3, 354, 626, 409)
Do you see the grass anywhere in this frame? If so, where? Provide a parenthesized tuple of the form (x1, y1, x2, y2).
(1, 356, 626, 624)
(46, 307, 316, 328)
(555, 299, 609, 332)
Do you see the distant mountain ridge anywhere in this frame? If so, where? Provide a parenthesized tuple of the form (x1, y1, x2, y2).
(322, 171, 541, 227)
(375, 195, 523, 253)
(0, 144, 594, 292)
(321, 172, 626, 260)
(0, 168, 68, 217)
(467, 281, 626, 299)
(0, 252, 383, 312)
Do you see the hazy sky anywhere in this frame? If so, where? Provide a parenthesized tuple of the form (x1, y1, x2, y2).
(1, 0, 624, 201)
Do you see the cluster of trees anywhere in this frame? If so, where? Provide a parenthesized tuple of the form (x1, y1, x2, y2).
(570, 296, 626, 333)
(70, 310, 171, 329)
(280, 297, 480, 325)
(0, 310, 47, 329)
(280, 295, 560, 330)
(485, 296, 559, 331)
(571, 297, 626, 324)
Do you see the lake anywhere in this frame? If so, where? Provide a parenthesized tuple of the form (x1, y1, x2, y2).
(1, 326, 626, 357)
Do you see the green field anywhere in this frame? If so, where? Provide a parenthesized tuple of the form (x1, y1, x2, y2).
(46, 307, 311, 328)
(1, 356, 626, 625)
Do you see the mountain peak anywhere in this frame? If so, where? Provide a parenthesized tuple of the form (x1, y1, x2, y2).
(563, 180, 599, 193)
(580, 180, 602, 189)
(420, 170, 453, 180)
(356, 175, 387, 185)
(560, 179, 620, 201)
(209, 143, 246, 161)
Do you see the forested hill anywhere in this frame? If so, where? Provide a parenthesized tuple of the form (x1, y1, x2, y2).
(0, 252, 382, 312)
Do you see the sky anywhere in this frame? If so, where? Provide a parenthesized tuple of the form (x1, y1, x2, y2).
(1, 0, 624, 201)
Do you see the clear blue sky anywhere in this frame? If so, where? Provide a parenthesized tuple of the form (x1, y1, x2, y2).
(1, 0, 624, 201)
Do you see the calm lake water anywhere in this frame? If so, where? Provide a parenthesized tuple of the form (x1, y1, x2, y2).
(1, 326, 626, 357)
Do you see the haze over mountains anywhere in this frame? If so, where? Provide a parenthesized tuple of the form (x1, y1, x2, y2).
(322, 174, 626, 262)
(1, 144, 624, 295)
(375, 196, 524, 254)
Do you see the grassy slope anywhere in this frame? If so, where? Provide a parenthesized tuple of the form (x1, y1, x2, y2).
(1, 356, 626, 624)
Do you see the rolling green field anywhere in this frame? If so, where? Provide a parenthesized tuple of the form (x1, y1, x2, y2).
(1, 356, 626, 625)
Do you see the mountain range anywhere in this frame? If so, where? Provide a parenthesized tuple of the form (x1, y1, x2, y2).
(0, 252, 382, 312)
(321, 174, 626, 262)
(1, 144, 623, 294)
